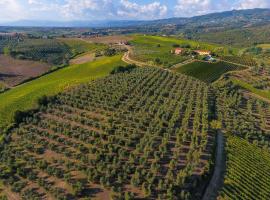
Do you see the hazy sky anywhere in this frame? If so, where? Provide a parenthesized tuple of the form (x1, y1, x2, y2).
(0, 0, 269, 22)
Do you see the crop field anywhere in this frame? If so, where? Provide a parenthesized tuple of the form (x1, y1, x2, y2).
(220, 56, 257, 67)
(0, 54, 51, 87)
(0, 68, 214, 199)
(175, 61, 245, 83)
(215, 80, 270, 147)
(0, 55, 124, 132)
(218, 136, 270, 200)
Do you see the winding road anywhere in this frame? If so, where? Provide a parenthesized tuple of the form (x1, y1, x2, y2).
(202, 131, 226, 200)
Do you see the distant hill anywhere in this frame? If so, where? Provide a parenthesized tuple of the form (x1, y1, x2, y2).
(1, 8, 270, 47)
(2, 8, 269, 28)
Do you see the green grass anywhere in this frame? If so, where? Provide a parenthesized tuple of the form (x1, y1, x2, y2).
(130, 35, 238, 68)
(0, 55, 124, 131)
(232, 78, 270, 101)
(175, 61, 245, 83)
(219, 136, 270, 199)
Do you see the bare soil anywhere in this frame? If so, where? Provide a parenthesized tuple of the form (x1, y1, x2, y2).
(0, 54, 51, 87)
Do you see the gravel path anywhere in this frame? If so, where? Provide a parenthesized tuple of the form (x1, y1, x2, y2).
(202, 131, 226, 200)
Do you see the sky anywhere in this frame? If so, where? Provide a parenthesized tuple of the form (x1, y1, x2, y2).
(0, 0, 269, 22)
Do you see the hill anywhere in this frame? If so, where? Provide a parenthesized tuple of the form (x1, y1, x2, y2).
(0, 68, 215, 199)
(3, 9, 269, 29)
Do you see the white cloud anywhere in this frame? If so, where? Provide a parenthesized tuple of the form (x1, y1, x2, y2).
(235, 0, 270, 9)
(0, 0, 27, 21)
(118, 0, 168, 20)
(174, 0, 270, 17)
(174, 0, 217, 17)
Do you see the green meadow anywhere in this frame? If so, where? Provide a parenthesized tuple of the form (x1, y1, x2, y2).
(0, 55, 124, 131)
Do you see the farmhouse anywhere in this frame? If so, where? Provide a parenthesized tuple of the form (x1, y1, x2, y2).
(172, 48, 184, 55)
(194, 50, 211, 56)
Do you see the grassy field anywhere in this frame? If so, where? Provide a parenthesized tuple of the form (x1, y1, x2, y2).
(130, 35, 238, 68)
(219, 136, 270, 199)
(175, 61, 245, 83)
(0, 55, 124, 131)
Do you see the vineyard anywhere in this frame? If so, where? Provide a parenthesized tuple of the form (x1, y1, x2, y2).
(220, 56, 257, 67)
(175, 61, 245, 83)
(0, 68, 215, 199)
(218, 136, 270, 200)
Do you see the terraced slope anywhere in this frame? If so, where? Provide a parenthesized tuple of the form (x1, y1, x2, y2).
(218, 136, 270, 200)
(0, 68, 214, 199)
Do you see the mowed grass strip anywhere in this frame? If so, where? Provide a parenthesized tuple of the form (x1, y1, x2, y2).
(175, 61, 245, 83)
(0, 55, 124, 130)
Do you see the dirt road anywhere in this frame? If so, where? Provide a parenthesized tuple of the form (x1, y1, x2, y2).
(202, 131, 225, 200)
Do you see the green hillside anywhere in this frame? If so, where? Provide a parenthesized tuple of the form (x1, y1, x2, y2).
(0, 55, 124, 131)
(130, 35, 238, 68)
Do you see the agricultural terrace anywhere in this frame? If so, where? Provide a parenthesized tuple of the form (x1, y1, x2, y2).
(218, 136, 270, 200)
(175, 61, 245, 83)
(0, 55, 124, 132)
(0, 68, 215, 199)
(129, 35, 238, 68)
(215, 80, 270, 147)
